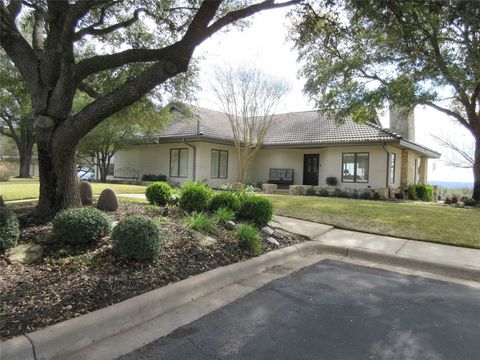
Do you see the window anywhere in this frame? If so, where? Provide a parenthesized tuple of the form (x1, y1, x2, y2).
(170, 148, 188, 178)
(342, 153, 369, 183)
(388, 153, 396, 184)
(211, 149, 228, 179)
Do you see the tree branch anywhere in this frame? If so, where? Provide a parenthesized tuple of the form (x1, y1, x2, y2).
(426, 101, 471, 130)
(73, 7, 145, 41)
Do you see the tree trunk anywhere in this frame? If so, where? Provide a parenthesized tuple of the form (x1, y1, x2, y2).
(473, 139, 480, 202)
(35, 139, 81, 218)
(17, 141, 34, 178)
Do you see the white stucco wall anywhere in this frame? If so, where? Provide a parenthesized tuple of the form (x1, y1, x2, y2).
(115, 143, 194, 185)
(115, 141, 410, 190)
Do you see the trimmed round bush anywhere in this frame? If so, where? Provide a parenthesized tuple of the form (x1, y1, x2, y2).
(0, 206, 20, 252)
(415, 184, 433, 202)
(238, 196, 273, 226)
(53, 207, 112, 245)
(112, 216, 163, 261)
(209, 192, 240, 212)
(179, 182, 212, 212)
(146, 182, 172, 206)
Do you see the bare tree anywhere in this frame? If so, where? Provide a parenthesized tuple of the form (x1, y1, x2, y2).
(431, 133, 474, 169)
(212, 65, 290, 182)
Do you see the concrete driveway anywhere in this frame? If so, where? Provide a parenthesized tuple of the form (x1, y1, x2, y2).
(119, 260, 480, 360)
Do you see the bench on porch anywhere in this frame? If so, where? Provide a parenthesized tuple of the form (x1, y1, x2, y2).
(268, 168, 294, 187)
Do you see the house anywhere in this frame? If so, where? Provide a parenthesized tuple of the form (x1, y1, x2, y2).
(114, 105, 440, 196)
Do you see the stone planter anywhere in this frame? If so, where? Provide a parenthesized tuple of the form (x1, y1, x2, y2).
(262, 183, 278, 194)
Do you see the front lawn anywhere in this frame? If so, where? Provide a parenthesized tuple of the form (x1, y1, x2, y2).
(0, 178, 147, 201)
(264, 195, 480, 249)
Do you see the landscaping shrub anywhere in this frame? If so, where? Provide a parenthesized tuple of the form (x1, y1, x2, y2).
(318, 188, 329, 197)
(209, 192, 240, 212)
(179, 181, 212, 212)
(185, 212, 217, 235)
(0, 206, 20, 252)
(141, 174, 167, 182)
(405, 185, 418, 200)
(112, 216, 163, 261)
(146, 182, 172, 206)
(415, 184, 433, 202)
(463, 198, 477, 206)
(372, 191, 381, 200)
(53, 207, 112, 245)
(394, 192, 404, 200)
(0, 171, 9, 182)
(325, 176, 338, 186)
(451, 194, 459, 203)
(350, 190, 359, 199)
(235, 224, 262, 255)
(214, 207, 236, 223)
(305, 187, 317, 196)
(360, 191, 372, 200)
(238, 196, 273, 226)
(444, 196, 453, 205)
(333, 188, 347, 198)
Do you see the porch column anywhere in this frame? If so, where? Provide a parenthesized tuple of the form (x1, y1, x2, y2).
(400, 150, 412, 187)
(418, 156, 428, 183)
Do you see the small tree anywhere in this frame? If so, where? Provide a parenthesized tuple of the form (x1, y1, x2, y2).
(212, 65, 290, 182)
(0, 52, 35, 178)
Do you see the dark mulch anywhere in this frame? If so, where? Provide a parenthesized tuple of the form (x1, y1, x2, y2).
(0, 202, 305, 340)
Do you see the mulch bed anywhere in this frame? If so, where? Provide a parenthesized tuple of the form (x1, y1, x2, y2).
(0, 202, 305, 340)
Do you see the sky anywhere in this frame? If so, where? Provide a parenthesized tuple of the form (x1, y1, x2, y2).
(194, 7, 474, 184)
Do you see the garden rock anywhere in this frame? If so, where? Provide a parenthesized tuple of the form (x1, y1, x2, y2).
(79, 181, 93, 205)
(261, 226, 275, 236)
(266, 237, 280, 246)
(97, 188, 119, 211)
(225, 221, 236, 230)
(8, 243, 43, 264)
(193, 232, 217, 247)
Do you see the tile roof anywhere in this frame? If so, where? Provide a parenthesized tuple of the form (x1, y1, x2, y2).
(151, 105, 402, 145)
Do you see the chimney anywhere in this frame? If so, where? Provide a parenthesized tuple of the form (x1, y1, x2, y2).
(388, 101, 415, 141)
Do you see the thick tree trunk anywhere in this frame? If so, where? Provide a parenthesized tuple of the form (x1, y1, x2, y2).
(35, 138, 81, 218)
(17, 141, 34, 178)
(473, 140, 480, 202)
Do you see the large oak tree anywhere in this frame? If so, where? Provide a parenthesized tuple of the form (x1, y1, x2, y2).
(0, 0, 301, 217)
(292, 0, 480, 200)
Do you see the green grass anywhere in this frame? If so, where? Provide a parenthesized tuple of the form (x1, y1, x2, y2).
(264, 194, 480, 249)
(0, 178, 147, 201)
(185, 212, 218, 235)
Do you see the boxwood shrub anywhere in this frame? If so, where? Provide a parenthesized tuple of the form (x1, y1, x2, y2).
(415, 184, 433, 202)
(238, 196, 273, 226)
(0, 206, 20, 252)
(179, 182, 213, 212)
(53, 207, 112, 245)
(112, 216, 163, 261)
(209, 192, 240, 212)
(146, 182, 172, 206)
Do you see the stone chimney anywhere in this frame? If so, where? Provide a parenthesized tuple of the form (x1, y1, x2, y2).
(388, 101, 415, 141)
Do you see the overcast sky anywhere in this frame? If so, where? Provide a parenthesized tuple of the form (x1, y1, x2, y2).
(194, 7, 474, 183)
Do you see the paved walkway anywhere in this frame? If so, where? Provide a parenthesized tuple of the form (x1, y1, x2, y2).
(271, 215, 480, 278)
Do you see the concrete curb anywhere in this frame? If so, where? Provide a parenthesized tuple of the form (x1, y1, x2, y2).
(2, 239, 478, 360)
(1, 245, 303, 360)
(309, 242, 480, 282)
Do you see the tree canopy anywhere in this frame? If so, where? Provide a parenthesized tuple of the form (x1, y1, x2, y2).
(292, 0, 480, 200)
(0, 0, 302, 217)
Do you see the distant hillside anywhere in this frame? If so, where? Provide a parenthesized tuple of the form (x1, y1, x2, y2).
(428, 181, 473, 189)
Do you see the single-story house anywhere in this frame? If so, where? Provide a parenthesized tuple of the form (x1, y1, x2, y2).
(114, 105, 440, 196)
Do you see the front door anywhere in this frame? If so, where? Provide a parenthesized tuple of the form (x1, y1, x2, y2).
(303, 154, 319, 185)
